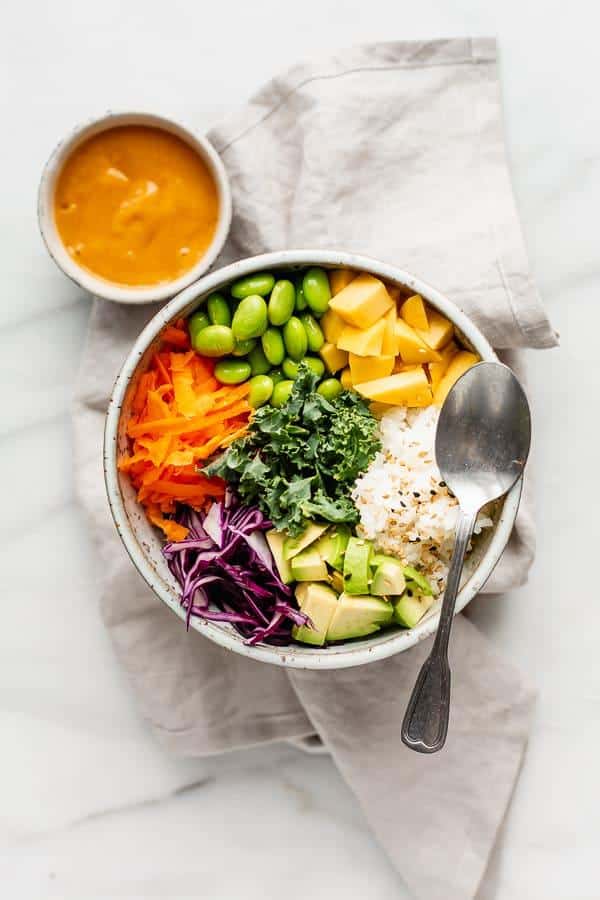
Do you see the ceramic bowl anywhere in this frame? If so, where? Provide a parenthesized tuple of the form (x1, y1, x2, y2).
(38, 111, 232, 304)
(104, 250, 521, 669)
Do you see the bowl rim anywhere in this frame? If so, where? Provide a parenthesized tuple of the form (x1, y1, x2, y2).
(37, 110, 232, 304)
(104, 249, 522, 669)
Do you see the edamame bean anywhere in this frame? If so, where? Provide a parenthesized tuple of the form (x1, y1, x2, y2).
(231, 272, 275, 299)
(206, 292, 231, 327)
(231, 338, 257, 357)
(304, 356, 326, 378)
(269, 367, 284, 385)
(283, 316, 308, 361)
(188, 310, 210, 343)
(300, 313, 325, 352)
(231, 295, 268, 340)
(317, 377, 343, 400)
(248, 375, 274, 408)
(248, 344, 271, 375)
(294, 275, 308, 311)
(261, 328, 285, 366)
(192, 324, 235, 357)
(268, 280, 295, 326)
(282, 357, 299, 380)
(214, 358, 252, 385)
(303, 267, 331, 316)
(271, 379, 294, 408)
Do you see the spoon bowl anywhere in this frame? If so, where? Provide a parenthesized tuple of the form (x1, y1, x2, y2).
(436, 362, 532, 514)
(402, 362, 531, 753)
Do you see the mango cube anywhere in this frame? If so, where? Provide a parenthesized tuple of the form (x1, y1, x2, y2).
(329, 273, 393, 329)
(417, 309, 454, 350)
(433, 351, 479, 405)
(381, 305, 399, 356)
(355, 368, 433, 407)
(337, 319, 386, 357)
(340, 367, 353, 390)
(321, 308, 346, 344)
(329, 268, 356, 296)
(428, 341, 458, 390)
(385, 283, 402, 302)
(400, 294, 429, 331)
(395, 319, 442, 364)
(349, 353, 394, 383)
(319, 342, 349, 373)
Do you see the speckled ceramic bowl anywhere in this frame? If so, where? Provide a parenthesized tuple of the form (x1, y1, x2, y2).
(38, 111, 232, 304)
(104, 250, 522, 669)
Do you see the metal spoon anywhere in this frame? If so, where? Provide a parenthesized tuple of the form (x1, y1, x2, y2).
(401, 361, 531, 754)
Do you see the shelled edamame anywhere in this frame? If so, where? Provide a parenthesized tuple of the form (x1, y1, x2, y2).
(184, 267, 345, 405)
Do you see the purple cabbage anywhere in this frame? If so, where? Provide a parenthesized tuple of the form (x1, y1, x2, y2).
(162, 491, 310, 645)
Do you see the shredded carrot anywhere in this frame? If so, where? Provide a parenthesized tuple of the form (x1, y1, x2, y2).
(118, 333, 252, 540)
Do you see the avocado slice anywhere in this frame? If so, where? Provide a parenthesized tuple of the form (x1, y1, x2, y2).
(290, 547, 328, 582)
(315, 524, 351, 571)
(403, 565, 435, 596)
(393, 592, 435, 628)
(292, 583, 339, 645)
(343, 537, 373, 594)
(329, 570, 345, 593)
(327, 592, 393, 641)
(371, 558, 406, 597)
(266, 530, 293, 584)
(283, 523, 329, 560)
(370, 552, 391, 570)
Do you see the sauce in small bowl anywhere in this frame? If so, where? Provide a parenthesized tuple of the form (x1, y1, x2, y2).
(39, 113, 231, 304)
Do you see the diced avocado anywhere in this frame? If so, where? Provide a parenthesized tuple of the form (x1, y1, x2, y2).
(403, 566, 435, 596)
(329, 570, 345, 593)
(266, 530, 293, 584)
(371, 559, 406, 597)
(291, 547, 328, 582)
(292, 583, 339, 646)
(327, 592, 393, 641)
(393, 592, 435, 628)
(315, 524, 351, 571)
(343, 537, 373, 594)
(283, 522, 329, 560)
(370, 553, 390, 570)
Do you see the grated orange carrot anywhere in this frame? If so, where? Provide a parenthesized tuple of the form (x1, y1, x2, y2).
(118, 335, 251, 539)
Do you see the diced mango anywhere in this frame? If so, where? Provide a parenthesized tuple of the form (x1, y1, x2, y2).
(329, 268, 356, 296)
(321, 308, 346, 344)
(349, 353, 394, 383)
(393, 358, 420, 374)
(433, 351, 479, 405)
(329, 273, 393, 329)
(385, 283, 402, 302)
(319, 342, 349, 373)
(428, 341, 458, 390)
(417, 308, 454, 350)
(337, 319, 386, 357)
(340, 367, 353, 390)
(395, 319, 442, 364)
(369, 401, 396, 416)
(355, 368, 433, 407)
(401, 294, 429, 331)
(381, 305, 398, 356)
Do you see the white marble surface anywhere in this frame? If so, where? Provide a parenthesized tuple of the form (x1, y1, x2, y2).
(1, 1, 598, 897)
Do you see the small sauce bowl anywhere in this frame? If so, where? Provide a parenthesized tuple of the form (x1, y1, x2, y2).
(38, 111, 232, 304)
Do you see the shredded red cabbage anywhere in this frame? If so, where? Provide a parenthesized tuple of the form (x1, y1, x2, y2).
(162, 491, 310, 645)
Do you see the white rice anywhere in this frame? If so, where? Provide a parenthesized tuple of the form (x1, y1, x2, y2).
(352, 406, 493, 593)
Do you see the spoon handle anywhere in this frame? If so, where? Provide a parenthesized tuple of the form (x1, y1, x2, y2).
(401, 508, 478, 753)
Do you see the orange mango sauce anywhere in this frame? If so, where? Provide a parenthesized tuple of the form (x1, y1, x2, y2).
(54, 126, 219, 286)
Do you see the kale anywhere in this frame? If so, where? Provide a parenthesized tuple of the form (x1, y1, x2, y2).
(205, 366, 381, 535)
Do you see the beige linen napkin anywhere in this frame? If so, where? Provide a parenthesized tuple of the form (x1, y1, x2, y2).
(73, 38, 557, 900)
